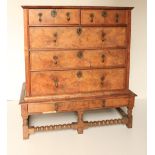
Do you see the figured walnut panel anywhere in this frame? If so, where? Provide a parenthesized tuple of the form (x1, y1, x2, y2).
(29, 9, 80, 25)
(29, 27, 127, 49)
(30, 49, 127, 70)
(31, 68, 126, 96)
(57, 97, 128, 112)
(28, 103, 55, 113)
(81, 10, 127, 25)
(106, 98, 129, 107)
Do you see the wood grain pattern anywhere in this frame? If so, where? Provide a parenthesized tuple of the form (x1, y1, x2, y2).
(29, 9, 80, 25)
(31, 68, 126, 96)
(30, 49, 127, 71)
(81, 10, 127, 25)
(29, 27, 127, 49)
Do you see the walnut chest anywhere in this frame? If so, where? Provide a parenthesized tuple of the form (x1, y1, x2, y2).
(20, 6, 136, 139)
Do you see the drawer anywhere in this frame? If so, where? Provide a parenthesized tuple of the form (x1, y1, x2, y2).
(29, 27, 127, 49)
(31, 68, 126, 96)
(57, 97, 129, 111)
(30, 49, 127, 71)
(29, 9, 80, 25)
(81, 10, 127, 25)
(28, 97, 129, 114)
(28, 103, 55, 113)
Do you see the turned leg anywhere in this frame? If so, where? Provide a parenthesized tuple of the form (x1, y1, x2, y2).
(22, 116, 29, 139)
(21, 104, 29, 139)
(126, 96, 134, 128)
(126, 107, 133, 128)
(77, 111, 84, 134)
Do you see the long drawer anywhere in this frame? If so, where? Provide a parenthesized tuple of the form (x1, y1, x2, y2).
(31, 68, 126, 96)
(30, 49, 127, 71)
(29, 27, 127, 49)
(28, 97, 129, 113)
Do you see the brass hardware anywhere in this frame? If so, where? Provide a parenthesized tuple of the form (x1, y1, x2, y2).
(90, 13, 94, 22)
(55, 102, 61, 111)
(77, 51, 83, 58)
(53, 55, 58, 64)
(51, 9, 57, 17)
(102, 11, 107, 17)
(77, 27, 82, 35)
(101, 32, 106, 42)
(115, 13, 119, 23)
(100, 76, 105, 86)
(53, 32, 58, 43)
(101, 54, 105, 63)
(66, 12, 71, 21)
(38, 12, 43, 22)
(102, 100, 106, 107)
(53, 78, 59, 88)
(77, 71, 82, 78)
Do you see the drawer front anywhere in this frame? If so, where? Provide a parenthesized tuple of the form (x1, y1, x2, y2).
(81, 10, 127, 25)
(57, 98, 129, 111)
(29, 9, 80, 25)
(28, 103, 55, 113)
(29, 27, 127, 49)
(28, 97, 129, 114)
(31, 68, 126, 96)
(30, 49, 126, 70)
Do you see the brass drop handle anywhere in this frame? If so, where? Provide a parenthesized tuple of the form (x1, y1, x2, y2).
(38, 12, 43, 22)
(66, 12, 71, 21)
(101, 32, 106, 42)
(89, 13, 94, 23)
(53, 78, 59, 88)
(101, 54, 105, 63)
(100, 76, 105, 86)
(102, 100, 106, 107)
(77, 71, 83, 78)
(115, 13, 119, 23)
(101, 11, 107, 17)
(55, 102, 61, 111)
(77, 27, 82, 35)
(51, 9, 57, 17)
(77, 51, 83, 59)
(53, 32, 58, 43)
(53, 55, 58, 64)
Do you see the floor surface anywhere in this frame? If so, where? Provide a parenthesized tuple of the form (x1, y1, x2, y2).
(7, 99, 146, 155)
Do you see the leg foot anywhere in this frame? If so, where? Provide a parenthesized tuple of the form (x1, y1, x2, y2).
(21, 104, 29, 139)
(76, 111, 85, 134)
(77, 128, 83, 134)
(23, 125, 29, 139)
(126, 107, 133, 128)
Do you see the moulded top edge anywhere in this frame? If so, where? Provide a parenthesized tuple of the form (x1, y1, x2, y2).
(21, 6, 134, 10)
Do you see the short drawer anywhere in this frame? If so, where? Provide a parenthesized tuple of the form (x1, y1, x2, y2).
(81, 10, 127, 25)
(29, 27, 127, 49)
(31, 68, 126, 96)
(29, 9, 80, 25)
(30, 49, 127, 71)
(28, 103, 55, 113)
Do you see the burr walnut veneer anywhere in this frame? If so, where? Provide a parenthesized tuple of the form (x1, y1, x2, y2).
(20, 6, 136, 139)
